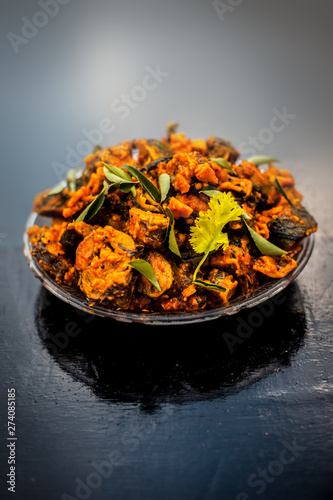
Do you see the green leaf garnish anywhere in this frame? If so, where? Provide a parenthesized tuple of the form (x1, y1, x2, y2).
(193, 279, 226, 292)
(128, 259, 161, 291)
(200, 187, 251, 219)
(165, 208, 182, 258)
(76, 185, 108, 222)
(189, 192, 243, 281)
(241, 210, 252, 220)
(123, 164, 161, 203)
(93, 144, 102, 153)
(274, 178, 294, 206)
(47, 168, 80, 196)
(241, 217, 287, 256)
(158, 173, 170, 203)
(103, 162, 132, 181)
(210, 157, 235, 173)
(247, 155, 280, 166)
(47, 182, 64, 196)
(200, 186, 220, 197)
(67, 168, 79, 192)
(103, 162, 137, 196)
(104, 169, 137, 194)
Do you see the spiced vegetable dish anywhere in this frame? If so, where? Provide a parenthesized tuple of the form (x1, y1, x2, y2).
(27, 124, 317, 312)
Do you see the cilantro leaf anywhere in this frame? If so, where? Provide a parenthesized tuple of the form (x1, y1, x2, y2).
(189, 191, 243, 281)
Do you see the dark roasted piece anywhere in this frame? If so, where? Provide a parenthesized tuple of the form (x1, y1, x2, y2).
(33, 191, 70, 218)
(268, 203, 317, 251)
(28, 222, 77, 284)
(75, 226, 136, 308)
(60, 221, 96, 257)
(206, 136, 240, 164)
(137, 251, 174, 298)
(133, 138, 174, 168)
(128, 207, 169, 249)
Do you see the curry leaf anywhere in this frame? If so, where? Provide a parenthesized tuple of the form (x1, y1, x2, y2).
(67, 168, 79, 192)
(123, 164, 161, 203)
(159, 173, 170, 203)
(76, 186, 108, 222)
(241, 210, 252, 220)
(193, 279, 226, 293)
(274, 178, 294, 206)
(241, 217, 287, 256)
(128, 259, 161, 291)
(47, 182, 64, 196)
(103, 168, 137, 193)
(165, 208, 182, 258)
(247, 155, 280, 166)
(210, 157, 235, 173)
(103, 162, 132, 181)
(103, 162, 137, 196)
(145, 156, 173, 171)
(200, 186, 220, 197)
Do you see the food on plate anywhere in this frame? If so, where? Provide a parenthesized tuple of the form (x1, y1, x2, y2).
(27, 124, 317, 312)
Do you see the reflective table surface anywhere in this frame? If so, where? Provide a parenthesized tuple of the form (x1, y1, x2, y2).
(1, 1, 333, 498)
(0, 227, 332, 499)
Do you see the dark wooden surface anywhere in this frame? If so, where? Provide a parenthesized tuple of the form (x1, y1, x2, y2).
(0, 190, 333, 500)
(2, 1, 333, 498)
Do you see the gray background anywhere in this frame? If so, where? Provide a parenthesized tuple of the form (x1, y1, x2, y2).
(1, 2, 333, 500)
(1, 0, 332, 245)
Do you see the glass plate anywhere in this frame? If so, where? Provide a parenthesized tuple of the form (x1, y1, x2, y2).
(23, 211, 315, 325)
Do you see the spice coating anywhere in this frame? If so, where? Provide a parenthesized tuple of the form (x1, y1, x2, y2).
(27, 125, 317, 312)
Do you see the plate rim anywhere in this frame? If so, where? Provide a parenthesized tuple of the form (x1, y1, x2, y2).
(23, 210, 315, 325)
